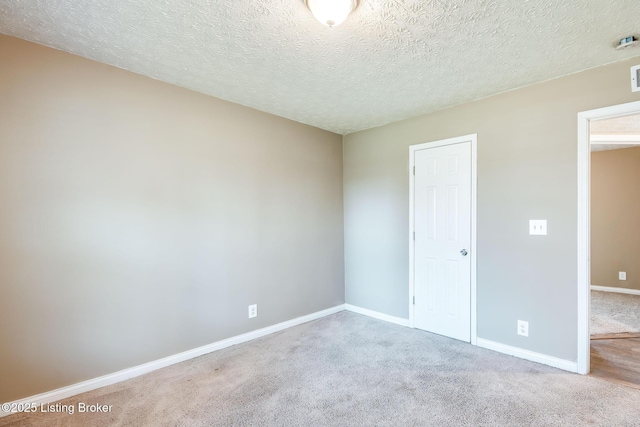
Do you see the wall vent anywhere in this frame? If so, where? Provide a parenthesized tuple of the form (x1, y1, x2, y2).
(632, 65, 640, 93)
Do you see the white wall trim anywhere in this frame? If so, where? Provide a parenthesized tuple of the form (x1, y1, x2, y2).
(589, 134, 640, 144)
(577, 100, 640, 376)
(476, 338, 578, 373)
(470, 136, 478, 346)
(591, 285, 640, 296)
(345, 304, 410, 327)
(408, 134, 478, 345)
(0, 304, 346, 418)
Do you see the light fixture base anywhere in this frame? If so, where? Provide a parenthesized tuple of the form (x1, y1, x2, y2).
(304, 0, 360, 27)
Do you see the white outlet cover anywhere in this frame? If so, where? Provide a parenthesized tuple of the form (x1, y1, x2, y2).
(248, 304, 258, 318)
(517, 320, 529, 337)
(529, 220, 547, 235)
(619, 272, 627, 281)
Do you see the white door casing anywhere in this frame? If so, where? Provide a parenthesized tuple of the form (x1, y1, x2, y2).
(577, 100, 640, 375)
(410, 135, 476, 343)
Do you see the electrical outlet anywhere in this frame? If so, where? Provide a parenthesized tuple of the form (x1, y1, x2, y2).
(529, 220, 547, 235)
(517, 320, 529, 337)
(619, 272, 627, 281)
(248, 304, 257, 319)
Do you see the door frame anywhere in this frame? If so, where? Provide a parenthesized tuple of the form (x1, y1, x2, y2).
(408, 133, 478, 345)
(576, 100, 640, 375)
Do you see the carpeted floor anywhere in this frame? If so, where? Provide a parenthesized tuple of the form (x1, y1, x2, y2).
(591, 291, 640, 335)
(3, 311, 640, 426)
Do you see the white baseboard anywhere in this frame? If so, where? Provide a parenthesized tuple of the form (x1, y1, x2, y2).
(0, 304, 346, 418)
(591, 285, 640, 296)
(343, 306, 576, 373)
(345, 304, 410, 327)
(476, 338, 577, 373)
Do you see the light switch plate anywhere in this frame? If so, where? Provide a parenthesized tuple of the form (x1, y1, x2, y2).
(619, 272, 627, 281)
(529, 220, 547, 235)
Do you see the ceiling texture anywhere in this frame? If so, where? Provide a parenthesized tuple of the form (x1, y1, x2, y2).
(591, 113, 640, 152)
(591, 113, 640, 135)
(0, 0, 639, 134)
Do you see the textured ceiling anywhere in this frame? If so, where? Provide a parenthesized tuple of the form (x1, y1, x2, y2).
(1, 0, 639, 134)
(591, 113, 640, 135)
(591, 113, 640, 151)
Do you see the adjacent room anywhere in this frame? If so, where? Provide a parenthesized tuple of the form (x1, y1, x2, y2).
(1, 0, 640, 425)
(589, 113, 640, 388)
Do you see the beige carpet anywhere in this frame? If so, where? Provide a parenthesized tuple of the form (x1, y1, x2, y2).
(3, 311, 640, 426)
(591, 290, 640, 335)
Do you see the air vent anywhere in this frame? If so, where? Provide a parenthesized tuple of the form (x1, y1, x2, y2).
(632, 65, 640, 93)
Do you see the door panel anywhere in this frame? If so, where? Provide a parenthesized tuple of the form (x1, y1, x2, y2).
(414, 141, 471, 342)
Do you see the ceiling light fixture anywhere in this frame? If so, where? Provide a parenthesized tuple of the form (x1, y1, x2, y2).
(304, 0, 359, 27)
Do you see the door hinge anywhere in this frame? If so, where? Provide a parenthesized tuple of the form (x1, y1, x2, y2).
(413, 231, 415, 241)
(413, 296, 415, 305)
(413, 166, 415, 175)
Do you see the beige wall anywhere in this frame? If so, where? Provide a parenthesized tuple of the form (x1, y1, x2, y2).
(591, 146, 640, 290)
(0, 35, 344, 402)
(344, 56, 640, 362)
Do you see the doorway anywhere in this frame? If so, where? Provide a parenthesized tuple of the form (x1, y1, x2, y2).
(577, 100, 640, 378)
(409, 134, 477, 344)
(589, 111, 640, 388)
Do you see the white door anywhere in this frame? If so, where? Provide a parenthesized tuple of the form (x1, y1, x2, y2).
(413, 141, 471, 342)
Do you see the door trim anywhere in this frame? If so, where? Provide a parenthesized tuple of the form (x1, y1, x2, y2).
(409, 134, 478, 345)
(577, 100, 640, 375)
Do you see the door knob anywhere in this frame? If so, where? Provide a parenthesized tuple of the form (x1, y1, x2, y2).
(460, 249, 468, 256)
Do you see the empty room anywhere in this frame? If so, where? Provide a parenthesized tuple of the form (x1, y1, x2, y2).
(1, 1, 640, 426)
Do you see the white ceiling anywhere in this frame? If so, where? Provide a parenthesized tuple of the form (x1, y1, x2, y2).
(591, 113, 640, 135)
(1, 0, 639, 134)
(590, 113, 640, 152)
